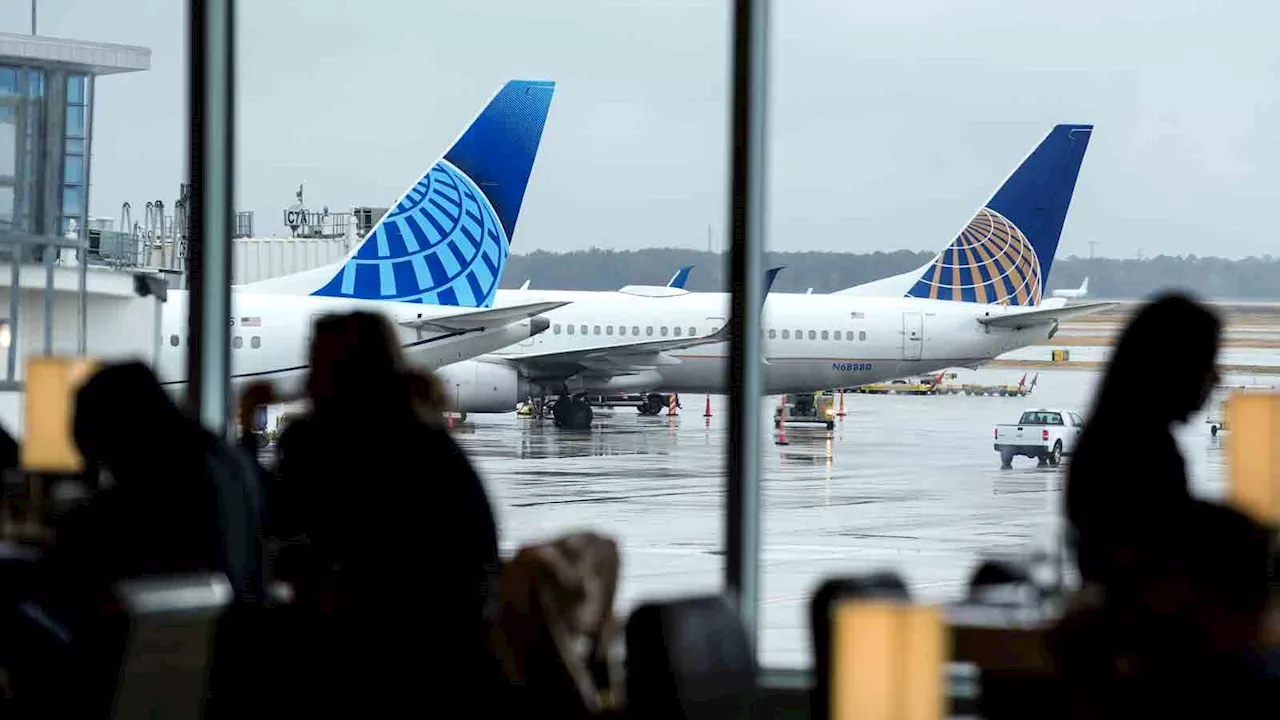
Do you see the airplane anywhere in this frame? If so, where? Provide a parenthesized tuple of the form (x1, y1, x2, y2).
(155, 79, 568, 399)
(1051, 277, 1089, 300)
(423, 123, 1113, 428)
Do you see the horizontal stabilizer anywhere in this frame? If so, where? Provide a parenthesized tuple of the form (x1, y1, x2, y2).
(399, 300, 570, 332)
(976, 301, 1117, 329)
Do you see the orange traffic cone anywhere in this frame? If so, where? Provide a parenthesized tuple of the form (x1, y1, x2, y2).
(668, 394, 678, 416)
(837, 391, 846, 418)
(776, 397, 790, 445)
(703, 394, 713, 418)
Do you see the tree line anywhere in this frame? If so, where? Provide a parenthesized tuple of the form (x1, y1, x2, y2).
(501, 249, 1280, 299)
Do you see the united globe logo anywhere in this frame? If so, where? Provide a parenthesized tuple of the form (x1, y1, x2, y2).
(907, 207, 1042, 306)
(313, 159, 509, 307)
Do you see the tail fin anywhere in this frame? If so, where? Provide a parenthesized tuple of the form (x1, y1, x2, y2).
(905, 124, 1093, 307)
(667, 265, 694, 289)
(1080, 277, 1089, 294)
(764, 266, 783, 299)
(310, 80, 556, 307)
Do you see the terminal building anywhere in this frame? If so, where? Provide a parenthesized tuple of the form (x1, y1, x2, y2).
(0, 32, 359, 435)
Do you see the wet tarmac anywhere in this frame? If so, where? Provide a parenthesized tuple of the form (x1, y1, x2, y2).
(450, 365, 1234, 668)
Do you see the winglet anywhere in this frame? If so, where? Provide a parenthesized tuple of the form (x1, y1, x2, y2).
(667, 265, 695, 289)
(519, 279, 531, 291)
(764, 266, 783, 300)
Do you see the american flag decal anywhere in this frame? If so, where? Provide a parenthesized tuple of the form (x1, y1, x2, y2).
(240, 317, 261, 327)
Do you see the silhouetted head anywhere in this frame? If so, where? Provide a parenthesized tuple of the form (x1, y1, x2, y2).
(306, 311, 410, 414)
(1092, 293, 1220, 425)
(404, 369, 447, 418)
(74, 361, 185, 472)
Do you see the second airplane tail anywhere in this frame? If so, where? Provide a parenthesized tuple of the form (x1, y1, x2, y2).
(835, 124, 1092, 306)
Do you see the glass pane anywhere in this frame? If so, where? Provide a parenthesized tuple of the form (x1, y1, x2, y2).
(64, 155, 84, 184)
(26, 69, 42, 97)
(65, 106, 85, 137)
(65, 138, 85, 155)
(66, 75, 86, 104)
(0, 68, 15, 96)
(0, 186, 13, 227)
(62, 184, 82, 216)
(0, 110, 13, 176)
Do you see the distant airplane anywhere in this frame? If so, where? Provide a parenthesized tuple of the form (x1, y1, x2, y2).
(1051, 277, 1089, 300)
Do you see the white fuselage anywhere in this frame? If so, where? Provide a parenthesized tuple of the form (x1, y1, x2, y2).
(443, 289, 1051, 400)
(153, 290, 546, 398)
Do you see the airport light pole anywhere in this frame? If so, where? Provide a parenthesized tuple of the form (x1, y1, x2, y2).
(725, 0, 770, 653)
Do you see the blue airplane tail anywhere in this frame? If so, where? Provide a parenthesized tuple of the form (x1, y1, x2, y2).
(905, 124, 1092, 307)
(667, 265, 694, 289)
(310, 80, 556, 307)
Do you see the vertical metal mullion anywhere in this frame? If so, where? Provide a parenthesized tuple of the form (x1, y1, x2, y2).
(42, 241, 52, 355)
(7, 249, 18, 381)
(79, 75, 95, 356)
(187, 0, 235, 435)
(725, 0, 770, 655)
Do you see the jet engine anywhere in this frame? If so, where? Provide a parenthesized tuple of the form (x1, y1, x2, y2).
(434, 360, 528, 414)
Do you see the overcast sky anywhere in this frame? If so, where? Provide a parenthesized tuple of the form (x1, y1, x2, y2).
(5, 0, 1278, 259)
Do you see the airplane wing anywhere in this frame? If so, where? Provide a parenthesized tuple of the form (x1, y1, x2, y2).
(976, 301, 1117, 329)
(507, 322, 732, 376)
(396, 300, 570, 333)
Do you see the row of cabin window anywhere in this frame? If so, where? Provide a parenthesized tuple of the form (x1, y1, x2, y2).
(552, 324, 698, 338)
(169, 334, 261, 349)
(550, 323, 867, 342)
(768, 329, 867, 341)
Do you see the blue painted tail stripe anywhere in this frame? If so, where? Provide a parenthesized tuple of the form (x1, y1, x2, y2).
(310, 80, 555, 308)
(906, 124, 1092, 307)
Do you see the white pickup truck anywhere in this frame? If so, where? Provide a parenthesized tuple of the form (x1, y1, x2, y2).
(993, 408, 1084, 469)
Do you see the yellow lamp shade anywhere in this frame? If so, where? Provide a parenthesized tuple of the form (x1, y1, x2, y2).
(1225, 391, 1280, 525)
(831, 601, 948, 720)
(21, 357, 99, 474)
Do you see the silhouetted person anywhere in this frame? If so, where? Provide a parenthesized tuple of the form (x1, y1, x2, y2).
(38, 362, 264, 714)
(1062, 293, 1275, 712)
(44, 362, 264, 612)
(0, 422, 18, 474)
(271, 311, 500, 710)
(1067, 293, 1219, 599)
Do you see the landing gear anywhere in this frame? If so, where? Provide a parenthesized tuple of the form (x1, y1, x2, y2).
(552, 393, 594, 430)
(637, 393, 671, 416)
